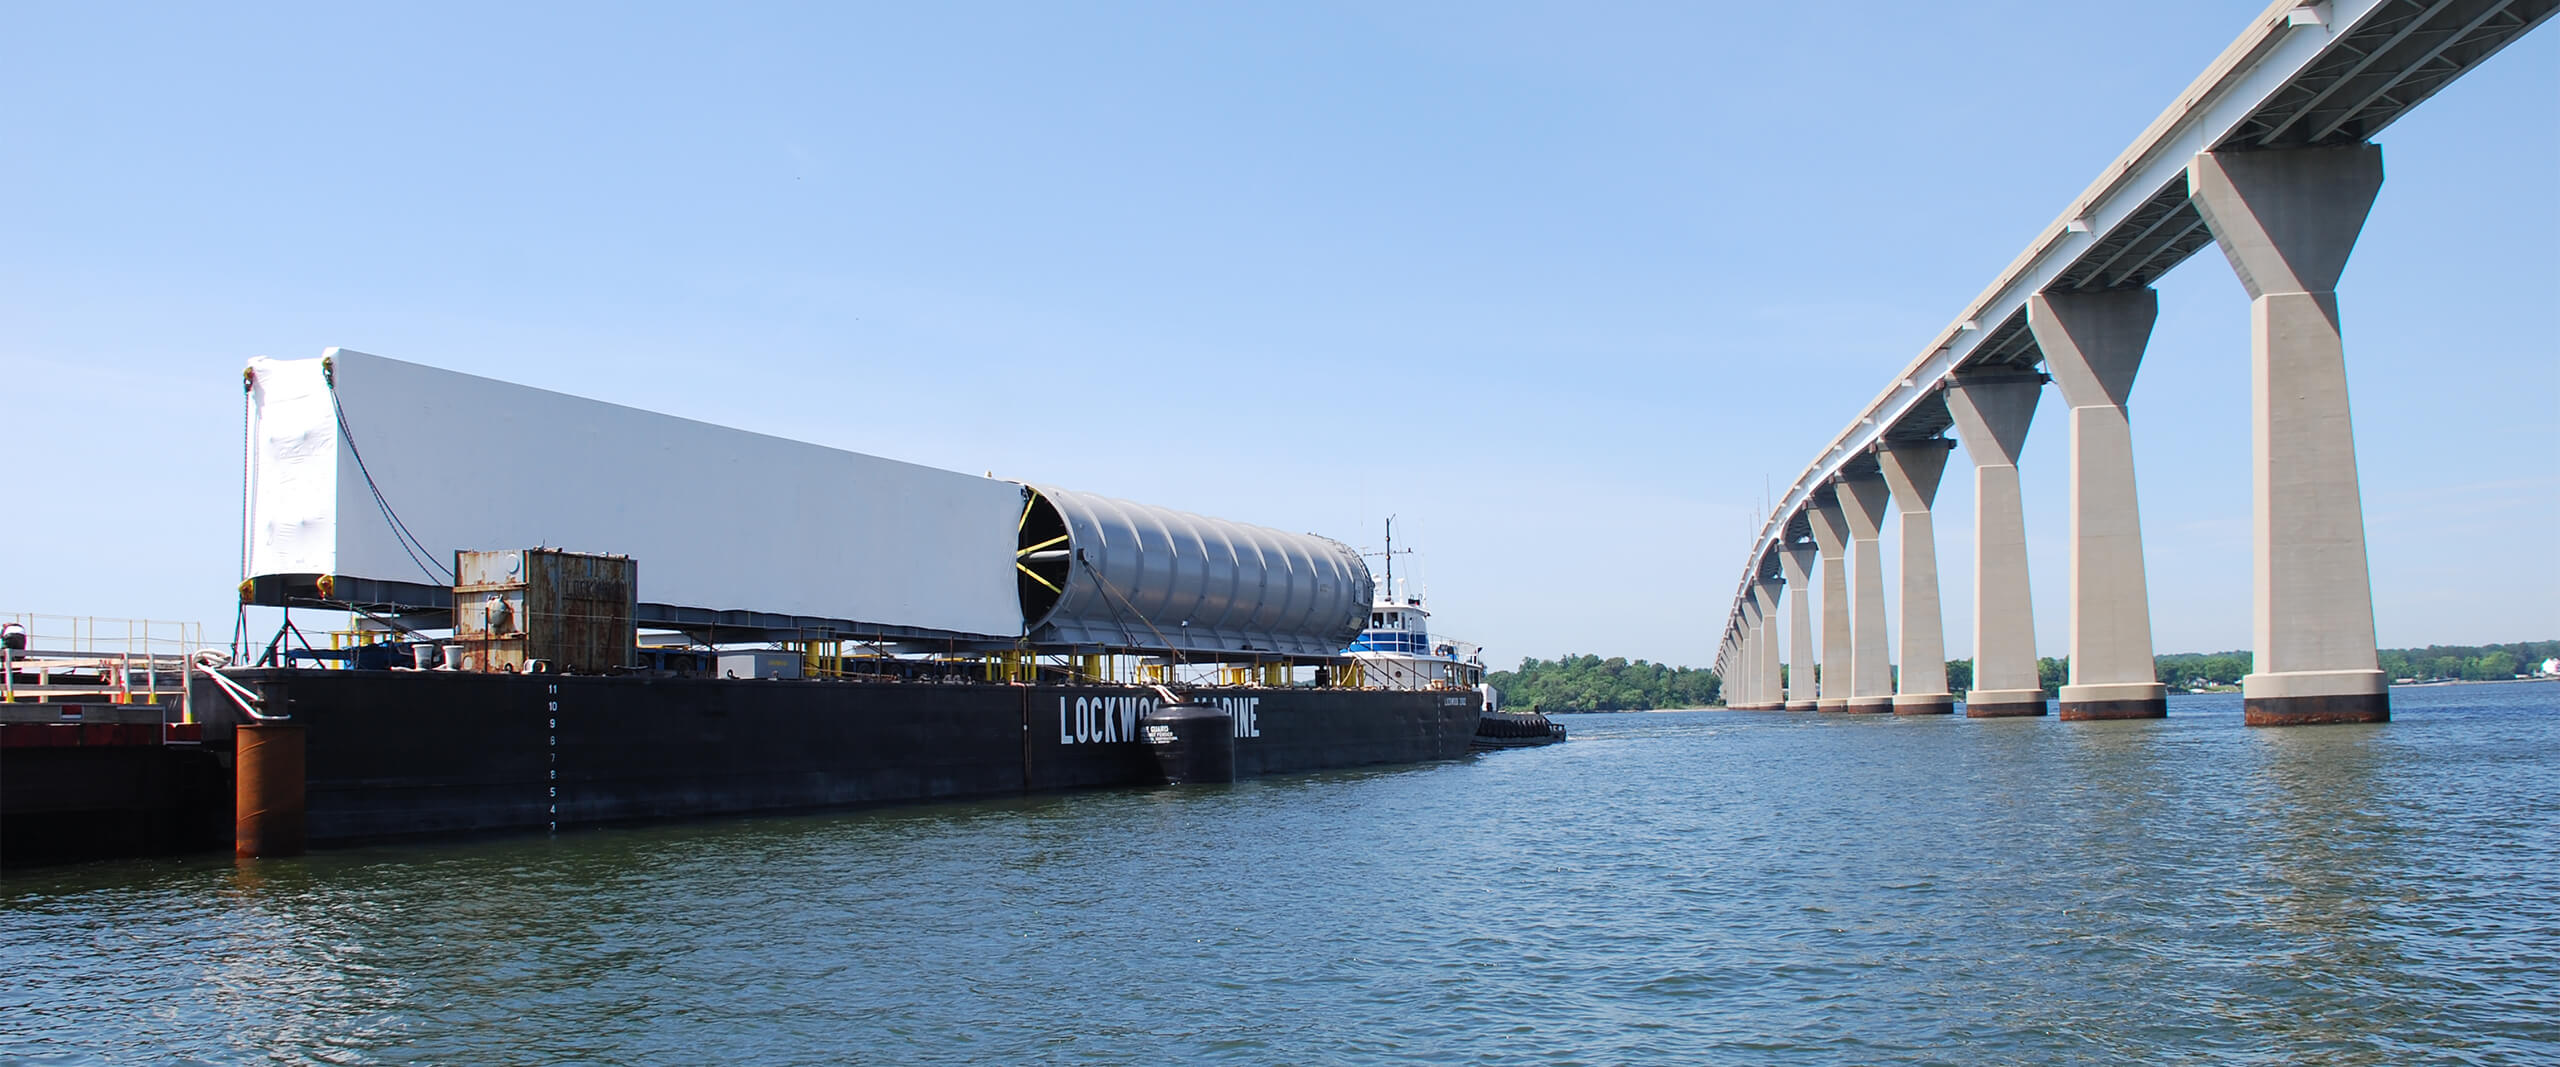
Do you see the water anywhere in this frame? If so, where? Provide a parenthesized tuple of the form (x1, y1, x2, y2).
(6, 683, 2556, 1065)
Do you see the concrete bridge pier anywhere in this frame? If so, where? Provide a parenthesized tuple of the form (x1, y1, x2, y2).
(1736, 633, 1751, 708)
(1735, 599, 1763, 709)
(1834, 471, 1897, 714)
(2189, 145, 2390, 727)
(1734, 627, 1752, 709)
(1747, 596, 1775, 709)
(1717, 633, 1735, 708)
(1879, 440, 1957, 715)
(1809, 492, 1854, 712)
(1945, 372, 2050, 717)
(1753, 577, 1786, 709)
(2029, 288, 2168, 720)
(1752, 597, 1777, 709)
(1781, 543, 1820, 710)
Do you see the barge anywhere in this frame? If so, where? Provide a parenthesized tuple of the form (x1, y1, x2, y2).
(2, 349, 1502, 864)
(187, 671, 1480, 848)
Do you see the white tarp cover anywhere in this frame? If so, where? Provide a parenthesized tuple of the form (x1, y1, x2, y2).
(247, 348, 1024, 638)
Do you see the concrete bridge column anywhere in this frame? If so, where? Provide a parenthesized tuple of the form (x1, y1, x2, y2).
(2189, 145, 2390, 727)
(1946, 373, 2049, 717)
(2029, 288, 2168, 720)
(1750, 604, 1774, 710)
(1727, 631, 1743, 707)
(1740, 624, 1761, 706)
(1749, 594, 1776, 709)
(1834, 471, 1896, 714)
(1735, 625, 1754, 709)
(1732, 603, 1753, 707)
(1781, 543, 1820, 710)
(1737, 598, 1765, 709)
(1717, 634, 1734, 707)
(1729, 629, 1746, 708)
(1808, 493, 1854, 712)
(1754, 577, 1785, 711)
(1879, 440, 1956, 715)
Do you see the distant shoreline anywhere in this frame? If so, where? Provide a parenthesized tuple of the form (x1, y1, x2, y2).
(2170, 677, 2560, 693)
(1584, 676, 2560, 713)
(2385, 676, 2555, 689)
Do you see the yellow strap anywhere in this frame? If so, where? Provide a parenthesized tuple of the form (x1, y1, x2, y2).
(1016, 562, 1063, 594)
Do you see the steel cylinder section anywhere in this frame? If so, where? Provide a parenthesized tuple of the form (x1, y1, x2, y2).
(1014, 486, 1373, 656)
(235, 723, 307, 858)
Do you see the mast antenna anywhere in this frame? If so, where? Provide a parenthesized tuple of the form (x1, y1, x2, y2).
(1364, 516, 1416, 602)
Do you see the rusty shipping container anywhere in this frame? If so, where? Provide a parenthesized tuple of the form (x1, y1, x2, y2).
(452, 549, 637, 673)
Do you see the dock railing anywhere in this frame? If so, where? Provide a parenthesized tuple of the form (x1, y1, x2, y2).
(1, 613, 207, 716)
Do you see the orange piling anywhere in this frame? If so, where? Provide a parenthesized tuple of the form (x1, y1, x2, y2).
(234, 723, 306, 858)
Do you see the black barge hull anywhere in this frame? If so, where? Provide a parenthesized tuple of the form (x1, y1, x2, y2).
(191, 671, 1483, 847)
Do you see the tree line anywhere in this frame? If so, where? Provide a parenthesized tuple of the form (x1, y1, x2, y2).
(1486, 654, 1721, 712)
(2374, 641, 2559, 683)
(1496, 640, 2554, 710)
(1946, 640, 2559, 694)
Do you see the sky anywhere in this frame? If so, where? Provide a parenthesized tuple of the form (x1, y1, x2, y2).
(3, 2, 2553, 670)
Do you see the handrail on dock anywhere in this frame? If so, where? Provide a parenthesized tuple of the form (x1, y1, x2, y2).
(2, 613, 205, 709)
(191, 656, 286, 721)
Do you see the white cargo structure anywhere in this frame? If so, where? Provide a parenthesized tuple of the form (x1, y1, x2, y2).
(245, 348, 1025, 642)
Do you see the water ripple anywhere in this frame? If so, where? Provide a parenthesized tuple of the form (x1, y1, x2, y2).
(4, 683, 2556, 1064)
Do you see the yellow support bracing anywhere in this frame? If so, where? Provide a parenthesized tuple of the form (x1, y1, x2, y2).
(1017, 563, 1063, 594)
(1014, 502, 1069, 594)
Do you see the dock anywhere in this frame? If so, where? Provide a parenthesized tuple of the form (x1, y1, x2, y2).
(1, 615, 226, 866)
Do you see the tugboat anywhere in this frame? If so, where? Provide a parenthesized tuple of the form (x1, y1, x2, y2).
(1343, 519, 1487, 691)
(1341, 521, 1564, 750)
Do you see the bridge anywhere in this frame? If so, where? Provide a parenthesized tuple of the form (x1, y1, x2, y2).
(1711, 0, 2553, 726)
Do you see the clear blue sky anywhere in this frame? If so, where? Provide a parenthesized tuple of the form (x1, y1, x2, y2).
(4, 3, 2552, 668)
